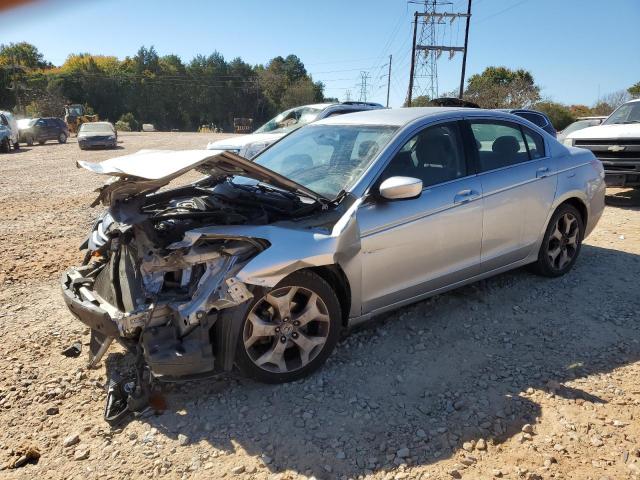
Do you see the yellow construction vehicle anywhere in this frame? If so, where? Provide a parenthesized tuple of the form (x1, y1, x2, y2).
(64, 104, 99, 135)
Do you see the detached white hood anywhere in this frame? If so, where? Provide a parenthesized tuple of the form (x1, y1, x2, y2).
(567, 123, 640, 140)
(206, 132, 284, 150)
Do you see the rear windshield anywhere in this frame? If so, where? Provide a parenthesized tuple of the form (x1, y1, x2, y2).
(79, 123, 114, 134)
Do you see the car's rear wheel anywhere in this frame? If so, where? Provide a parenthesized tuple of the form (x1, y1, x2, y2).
(26, 136, 34, 146)
(235, 270, 341, 383)
(38, 140, 46, 145)
(13, 142, 19, 150)
(531, 204, 584, 277)
(58, 132, 67, 144)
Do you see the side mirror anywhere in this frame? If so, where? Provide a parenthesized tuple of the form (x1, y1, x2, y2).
(378, 176, 423, 200)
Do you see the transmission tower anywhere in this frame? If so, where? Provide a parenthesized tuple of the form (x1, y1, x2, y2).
(358, 71, 371, 102)
(406, 0, 471, 106)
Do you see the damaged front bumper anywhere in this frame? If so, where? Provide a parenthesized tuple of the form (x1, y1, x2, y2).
(61, 238, 256, 380)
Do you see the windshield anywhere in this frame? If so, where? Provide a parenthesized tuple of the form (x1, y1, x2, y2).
(79, 123, 114, 134)
(241, 124, 398, 199)
(604, 102, 640, 125)
(563, 119, 601, 135)
(66, 106, 83, 116)
(254, 106, 325, 134)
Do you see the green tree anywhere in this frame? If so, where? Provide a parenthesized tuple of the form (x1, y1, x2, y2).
(534, 101, 575, 130)
(628, 81, 640, 99)
(404, 95, 430, 107)
(464, 66, 540, 108)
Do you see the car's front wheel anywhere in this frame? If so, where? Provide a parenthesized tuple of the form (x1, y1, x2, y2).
(58, 132, 67, 144)
(532, 204, 584, 277)
(235, 270, 341, 383)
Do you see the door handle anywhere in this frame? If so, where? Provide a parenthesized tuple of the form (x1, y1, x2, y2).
(454, 189, 480, 204)
(536, 166, 550, 178)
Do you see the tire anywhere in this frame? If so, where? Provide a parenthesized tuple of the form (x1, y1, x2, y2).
(0, 138, 9, 154)
(235, 270, 341, 384)
(13, 142, 19, 150)
(38, 140, 46, 145)
(26, 136, 34, 146)
(531, 204, 584, 277)
(58, 132, 67, 144)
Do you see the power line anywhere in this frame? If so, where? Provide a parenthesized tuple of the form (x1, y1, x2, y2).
(358, 71, 371, 102)
(406, 0, 471, 105)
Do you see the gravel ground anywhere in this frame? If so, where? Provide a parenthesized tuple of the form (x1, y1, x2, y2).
(0, 132, 639, 480)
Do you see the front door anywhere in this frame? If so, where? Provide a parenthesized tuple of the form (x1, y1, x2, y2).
(357, 121, 483, 314)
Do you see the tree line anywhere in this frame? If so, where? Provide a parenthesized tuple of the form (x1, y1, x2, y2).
(2, 42, 639, 132)
(0, 42, 329, 131)
(411, 66, 640, 131)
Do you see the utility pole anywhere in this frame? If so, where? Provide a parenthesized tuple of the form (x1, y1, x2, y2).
(458, 0, 472, 99)
(386, 54, 392, 108)
(358, 71, 371, 102)
(407, 12, 418, 107)
(407, 1, 470, 105)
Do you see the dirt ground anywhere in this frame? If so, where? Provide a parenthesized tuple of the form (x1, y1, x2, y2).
(0, 132, 639, 480)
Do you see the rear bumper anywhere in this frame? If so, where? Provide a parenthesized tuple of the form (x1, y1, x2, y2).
(79, 140, 117, 149)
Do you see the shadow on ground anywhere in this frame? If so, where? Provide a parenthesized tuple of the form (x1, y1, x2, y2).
(605, 187, 640, 208)
(104, 244, 640, 478)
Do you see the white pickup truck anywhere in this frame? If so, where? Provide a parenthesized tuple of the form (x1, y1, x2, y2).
(563, 98, 640, 188)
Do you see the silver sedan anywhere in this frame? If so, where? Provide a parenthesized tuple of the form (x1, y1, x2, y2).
(62, 107, 605, 387)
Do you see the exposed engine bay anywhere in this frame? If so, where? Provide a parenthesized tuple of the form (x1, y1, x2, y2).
(61, 149, 357, 422)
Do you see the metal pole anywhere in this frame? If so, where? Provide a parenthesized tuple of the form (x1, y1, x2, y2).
(407, 12, 418, 107)
(458, 0, 472, 99)
(386, 54, 392, 107)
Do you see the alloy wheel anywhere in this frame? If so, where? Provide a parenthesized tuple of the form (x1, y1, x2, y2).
(243, 286, 331, 373)
(547, 212, 579, 270)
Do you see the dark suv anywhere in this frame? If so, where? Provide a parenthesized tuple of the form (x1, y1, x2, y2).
(500, 109, 557, 137)
(18, 117, 69, 145)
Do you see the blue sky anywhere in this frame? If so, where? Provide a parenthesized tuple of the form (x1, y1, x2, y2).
(1, 0, 638, 107)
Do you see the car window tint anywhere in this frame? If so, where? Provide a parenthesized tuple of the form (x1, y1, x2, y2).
(381, 122, 467, 188)
(522, 126, 545, 159)
(470, 121, 529, 172)
(46, 119, 57, 127)
(0, 115, 7, 126)
(518, 112, 546, 127)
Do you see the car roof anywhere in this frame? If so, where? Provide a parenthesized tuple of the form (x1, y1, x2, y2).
(81, 121, 113, 126)
(315, 106, 491, 126)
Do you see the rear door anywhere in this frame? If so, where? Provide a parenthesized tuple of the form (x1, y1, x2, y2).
(32, 119, 46, 141)
(465, 119, 557, 271)
(45, 118, 58, 139)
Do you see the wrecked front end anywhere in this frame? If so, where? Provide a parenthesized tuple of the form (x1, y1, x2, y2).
(61, 150, 329, 381)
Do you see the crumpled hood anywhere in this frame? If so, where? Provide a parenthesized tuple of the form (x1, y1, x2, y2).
(77, 149, 327, 206)
(567, 123, 640, 140)
(206, 132, 284, 150)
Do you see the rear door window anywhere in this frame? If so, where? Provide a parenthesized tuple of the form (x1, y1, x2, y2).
(522, 126, 546, 159)
(469, 121, 530, 172)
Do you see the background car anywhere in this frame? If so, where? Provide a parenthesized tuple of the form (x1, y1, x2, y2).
(18, 117, 69, 145)
(78, 121, 118, 150)
(556, 116, 607, 142)
(497, 108, 557, 137)
(0, 110, 20, 150)
(563, 99, 640, 188)
(0, 124, 12, 153)
(206, 101, 384, 158)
